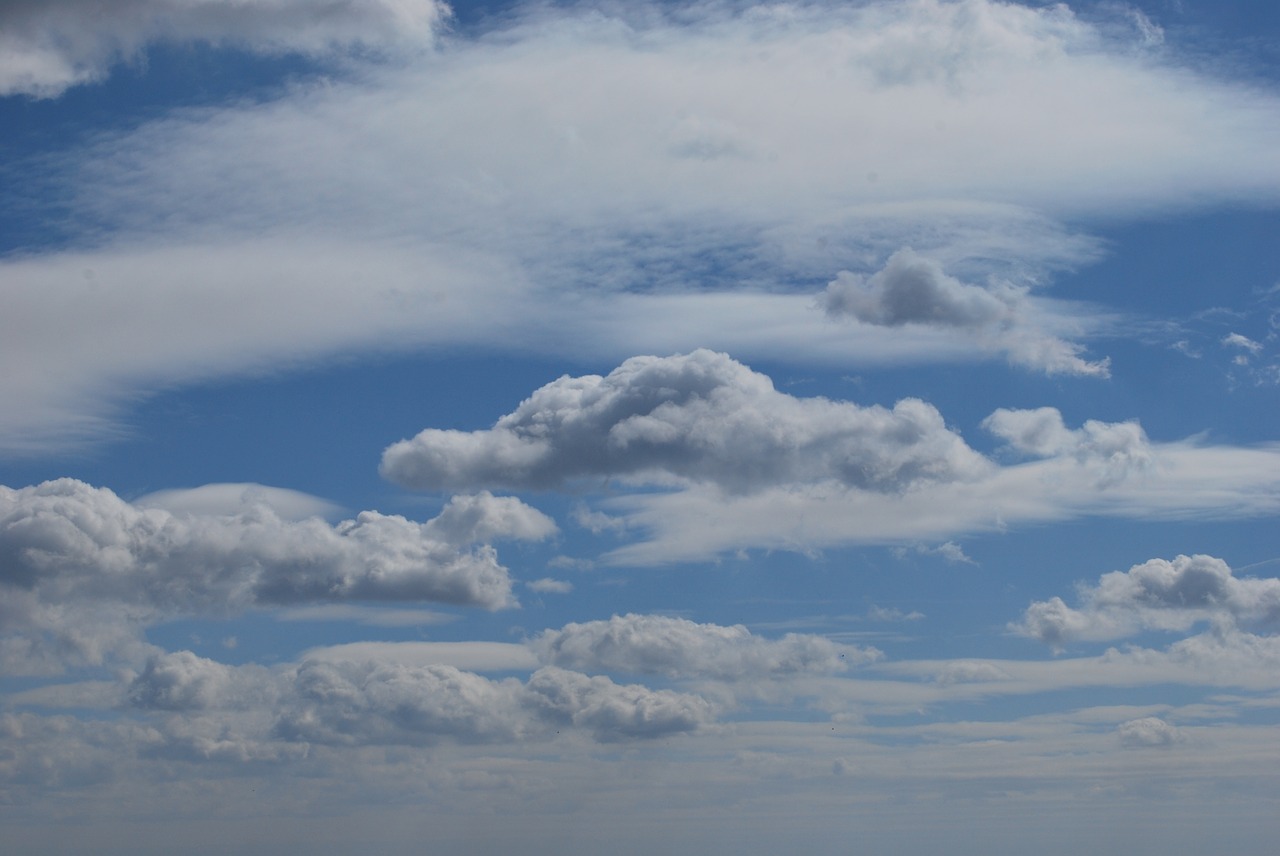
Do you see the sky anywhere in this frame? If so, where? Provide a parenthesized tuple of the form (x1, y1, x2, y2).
(1, 1, 1279, 853)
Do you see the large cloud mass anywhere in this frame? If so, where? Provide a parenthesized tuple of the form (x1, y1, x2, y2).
(381, 349, 991, 493)
(0, 479, 550, 673)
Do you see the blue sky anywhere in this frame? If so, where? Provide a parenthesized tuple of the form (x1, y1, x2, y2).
(2, 1, 1279, 853)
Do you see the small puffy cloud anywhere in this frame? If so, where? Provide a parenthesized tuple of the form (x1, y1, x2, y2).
(821, 249, 1109, 376)
(1117, 716, 1181, 748)
(983, 406, 1152, 485)
(421, 491, 558, 546)
(382, 350, 991, 494)
(823, 249, 1016, 329)
(0, 479, 544, 673)
(531, 613, 881, 680)
(1013, 554, 1280, 649)
(0, 0, 448, 98)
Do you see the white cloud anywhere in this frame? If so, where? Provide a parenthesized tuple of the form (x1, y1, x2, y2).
(421, 491, 558, 546)
(983, 406, 1152, 486)
(381, 349, 991, 493)
(1013, 554, 1280, 648)
(1117, 716, 1181, 748)
(821, 248, 1108, 376)
(5, 1, 1280, 449)
(526, 578, 574, 594)
(0, 0, 448, 97)
(531, 613, 881, 680)
(1222, 333, 1264, 354)
(0, 479, 546, 673)
(134, 482, 342, 521)
(380, 357, 1279, 563)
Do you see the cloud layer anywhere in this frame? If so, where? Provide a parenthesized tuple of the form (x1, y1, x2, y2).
(0, 0, 448, 97)
(5, 1, 1280, 449)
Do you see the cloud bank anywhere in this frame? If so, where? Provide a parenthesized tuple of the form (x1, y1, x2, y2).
(0, 479, 550, 673)
(381, 352, 1280, 563)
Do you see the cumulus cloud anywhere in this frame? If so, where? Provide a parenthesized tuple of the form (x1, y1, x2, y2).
(821, 249, 1108, 376)
(381, 350, 990, 494)
(421, 491, 557, 546)
(126, 652, 714, 747)
(0, 479, 548, 673)
(0, 0, 448, 97)
(531, 613, 881, 680)
(983, 406, 1152, 485)
(1117, 716, 1181, 748)
(1013, 554, 1280, 649)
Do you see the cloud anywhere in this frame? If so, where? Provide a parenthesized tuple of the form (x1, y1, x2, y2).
(0, 0, 448, 97)
(123, 649, 715, 748)
(1013, 554, 1280, 649)
(531, 613, 881, 680)
(526, 578, 574, 594)
(1222, 333, 1264, 355)
(1117, 716, 1181, 748)
(421, 491, 558, 546)
(381, 349, 991, 493)
(4, 1, 1280, 449)
(983, 406, 1152, 485)
(380, 358, 1279, 563)
(301, 641, 540, 671)
(0, 479, 548, 673)
(134, 482, 342, 521)
(821, 248, 1108, 376)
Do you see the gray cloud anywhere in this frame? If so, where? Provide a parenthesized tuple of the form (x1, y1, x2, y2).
(0, 479, 548, 673)
(381, 350, 991, 494)
(128, 652, 714, 747)
(823, 248, 1016, 328)
(821, 248, 1110, 377)
(532, 613, 881, 680)
(0, 0, 447, 97)
(1014, 554, 1280, 649)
